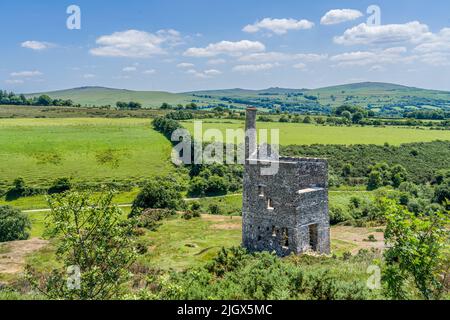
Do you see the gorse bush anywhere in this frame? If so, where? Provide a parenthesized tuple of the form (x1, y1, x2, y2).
(0, 205, 31, 242)
(130, 177, 183, 217)
(144, 247, 377, 300)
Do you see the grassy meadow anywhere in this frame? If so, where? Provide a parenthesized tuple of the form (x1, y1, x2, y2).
(0, 118, 174, 189)
(182, 119, 450, 145)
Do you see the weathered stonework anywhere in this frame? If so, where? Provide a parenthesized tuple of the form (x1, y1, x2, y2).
(242, 108, 330, 256)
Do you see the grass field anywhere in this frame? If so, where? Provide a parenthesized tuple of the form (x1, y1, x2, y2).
(0, 118, 174, 189)
(182, 119, 450, 145)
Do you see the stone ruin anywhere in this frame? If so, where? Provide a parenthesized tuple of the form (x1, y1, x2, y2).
(242, 107, 330, 256)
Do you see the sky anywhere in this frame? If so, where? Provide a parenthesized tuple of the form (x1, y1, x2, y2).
(1, 0, 450, 93)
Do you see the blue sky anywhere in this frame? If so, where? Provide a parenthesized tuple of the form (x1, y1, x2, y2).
(1, 0, 450, 93)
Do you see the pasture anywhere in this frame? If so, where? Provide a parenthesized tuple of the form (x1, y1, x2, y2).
(0, 118, 174, 189)
(182, 119, 450, 145)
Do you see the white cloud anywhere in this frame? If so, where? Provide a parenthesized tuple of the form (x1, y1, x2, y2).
(184, 40, 265, 57)
(185, 68, 221, 78)
(83, 74, 96, 79)
(207, 58, 226, 65)
(243, 18, 314, 35)
(204, 69, 222, 76)
(122, 66, 137, 72)
(320, 9, 363, 25)
(10, 70, 43, 77)
(90, 29, 181, 58)
(239, 52, 327, 63)
(143, 69, 156, 74)
(177, 62, 195, 68)
(21, 40, 53, 50)
(334, 21, 433, 46)
(232, 63, 277, 72)
(293, 63, 307, 70)
(5, 79, 24, 84)
(330, 47, 412, 67)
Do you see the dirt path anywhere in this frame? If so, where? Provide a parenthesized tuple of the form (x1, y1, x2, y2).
(331, 226, 385, 254)
(0, 238, 49, 274)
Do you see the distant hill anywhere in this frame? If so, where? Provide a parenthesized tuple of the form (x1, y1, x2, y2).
(26, 86, 194, 108)
(26, 82, 450, 115)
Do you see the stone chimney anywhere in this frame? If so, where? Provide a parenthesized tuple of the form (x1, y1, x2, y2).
(245, 107, 257, 162)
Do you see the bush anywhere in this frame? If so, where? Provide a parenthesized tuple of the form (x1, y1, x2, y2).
(48, 177, 72, 194)
(130, 178, 183, 217)
(208, 204, 222, 215)
(0, 206, 31, 242)
(329, 206, 351, 225)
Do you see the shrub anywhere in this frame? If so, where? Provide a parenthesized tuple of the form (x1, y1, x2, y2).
(208, 204, 222, 215)
(0, 206, 31, 242)
(130, 178, 183, 216)
(329, 206, 351, 225)
(48, 177, 72, 194)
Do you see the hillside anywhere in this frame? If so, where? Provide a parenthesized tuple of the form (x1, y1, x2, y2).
(26, 86, 194, 108)
(25, 82, 450, 115)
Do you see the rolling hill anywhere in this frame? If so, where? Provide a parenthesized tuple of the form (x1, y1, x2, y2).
(26, 86, 194, 108)
(26, 82, 450, 115)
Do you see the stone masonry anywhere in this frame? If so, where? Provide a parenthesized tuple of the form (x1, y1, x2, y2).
(242, 107, 330, 256)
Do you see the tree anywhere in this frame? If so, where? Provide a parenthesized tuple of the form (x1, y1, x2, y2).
(116, 101, 128, 109)
(352, 112, 364, 124)
(303, 116, 312, 124)
(130, 178, 183, 216)
(383, 199, 449, 300)
(26, 191, 137, 300)
(0, 205, 31, 242)
(341, 111, 352, 121)
(367, 170, 383, 191)
(37, 95, 53, 106)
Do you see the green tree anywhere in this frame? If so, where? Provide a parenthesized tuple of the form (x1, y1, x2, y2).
(367, 170, 383, 191)
(37, 95, 53, 106)
(382, 199, 449, 300)
(26, 191, 137, 299)
(0, 205, 31, 242)
(352, 112, 364, 124)
(130, 178, 183, 216)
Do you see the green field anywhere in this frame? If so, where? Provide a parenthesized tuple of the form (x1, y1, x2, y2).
(182, 120, 450, 145)
(0, 118, 174, 189)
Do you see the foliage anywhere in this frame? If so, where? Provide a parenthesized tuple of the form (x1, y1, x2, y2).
(26, 190, 137, 300)
(382, 199, 450, 300)
(130, 177, 183, 216)
(134, 208, 177, 231)
(48, 177, 72, 195)
(0, 205, 31, 242)
(149, 248, 375, 300)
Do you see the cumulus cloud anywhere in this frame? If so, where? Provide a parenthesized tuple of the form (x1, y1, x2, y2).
(184, 40, 265, 57)
(334, 21, 433, 46)
(409, 28, 450, 66)
(21, 40, 54, 50)
(238, 52, 327, 63)
(330, 47, 412, 67)
(177, 62, 195, 68)
(10, 70, 43, 77)
(320, 9, 363, 25)
(90, 29, 181, 58)
(185, 68, 221, 78)
(143, 69, 156, 74)
(243, 18, 314, 35)
(232, 63, 277, 72)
